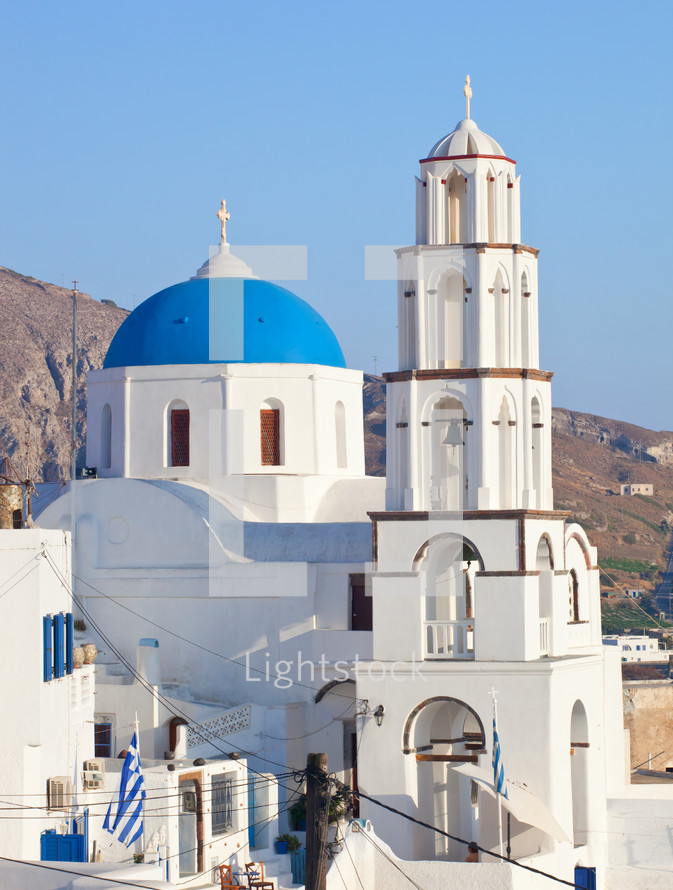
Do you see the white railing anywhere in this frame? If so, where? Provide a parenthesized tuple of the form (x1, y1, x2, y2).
(567, 621, 591, 648)
(539, 617, 550, 656)
(424, 620, 475, 659)
(187, 704, 252, 749)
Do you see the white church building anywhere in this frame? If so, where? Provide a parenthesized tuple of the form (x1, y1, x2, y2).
(30, 84, 673, 889)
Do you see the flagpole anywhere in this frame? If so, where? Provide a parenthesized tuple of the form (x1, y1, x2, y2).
(490, 688, 504, 861)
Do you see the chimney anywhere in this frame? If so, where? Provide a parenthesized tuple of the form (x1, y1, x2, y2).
(136, 638, 161, 687)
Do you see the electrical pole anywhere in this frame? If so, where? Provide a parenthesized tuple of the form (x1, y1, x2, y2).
(305, 753, 329, 890)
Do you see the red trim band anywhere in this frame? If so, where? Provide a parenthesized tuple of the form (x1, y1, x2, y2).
(420, 153, 516, 165)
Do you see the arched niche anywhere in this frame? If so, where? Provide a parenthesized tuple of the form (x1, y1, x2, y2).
(570, 700, 589, 847)
(447, 169, 467, 244)
(498, 396, 514, 508)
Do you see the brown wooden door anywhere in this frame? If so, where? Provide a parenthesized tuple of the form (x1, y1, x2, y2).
(350, 574, 372, 631)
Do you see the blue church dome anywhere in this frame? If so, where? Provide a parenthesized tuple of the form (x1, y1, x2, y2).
(104, 277, 346, 369)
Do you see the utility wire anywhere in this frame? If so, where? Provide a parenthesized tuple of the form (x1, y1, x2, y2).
(351, 786, 584, 889)
(43, 551, 303, 785)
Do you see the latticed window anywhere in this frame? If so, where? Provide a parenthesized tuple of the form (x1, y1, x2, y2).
(260, 409, 280, 465)
(211, 776, 233, 835)
(171, 409, 190, 467)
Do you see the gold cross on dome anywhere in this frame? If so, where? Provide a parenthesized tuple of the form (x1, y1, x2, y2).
(463, 75, 472, 119)
(217, 199, 231, 244)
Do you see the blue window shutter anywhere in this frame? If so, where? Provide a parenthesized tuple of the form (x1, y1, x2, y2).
(43, 616, 53, 682)
(65, 613, 74, 675)
(53, 614, 65, 679)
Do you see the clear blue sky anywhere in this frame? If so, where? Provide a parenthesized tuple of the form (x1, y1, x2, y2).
(1, 1, 671, 431)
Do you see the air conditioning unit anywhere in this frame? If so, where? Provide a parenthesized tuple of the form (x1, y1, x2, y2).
(83, 770, 104, 789)
(85, 758, 105, 775)
(48, 777, 74, 810)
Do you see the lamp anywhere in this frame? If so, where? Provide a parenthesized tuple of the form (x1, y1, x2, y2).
(443, 419, 463, 447)
(374, 705, 385, 727)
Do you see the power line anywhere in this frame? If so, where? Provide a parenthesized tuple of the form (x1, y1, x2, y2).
(352, 786, 583, 889)
(358, 828, 425, 890)
(42, 552, 303, 784)
(68, 569, 366, 704)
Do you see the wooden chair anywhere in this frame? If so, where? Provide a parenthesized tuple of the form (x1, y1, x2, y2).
(245, 861, 275, 890)
(219, 864, 246, 890)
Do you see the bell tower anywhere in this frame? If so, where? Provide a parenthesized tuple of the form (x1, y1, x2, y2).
(387, 83, 551, 512)
(357, 85, 606, 871)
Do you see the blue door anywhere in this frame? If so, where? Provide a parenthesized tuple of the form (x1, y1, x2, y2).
(40, 830, 86, 862)
(574, 866, 596, 890)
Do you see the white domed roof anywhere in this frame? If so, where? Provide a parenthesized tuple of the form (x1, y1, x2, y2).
(427, 118, 505, 159)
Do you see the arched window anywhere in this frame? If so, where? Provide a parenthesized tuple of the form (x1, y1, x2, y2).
(569, 569, 580, 622)
(437, 272, 466, 368)
(335, 401, 347, 469)
(535, 535, 553, 570)
(12, 509, 22, 530)
(100, 403, 112, 470)
(521, 272, 531, 368)
(570, 700, 589, 846)
(260, 400, 282, 466)
(168, 402, 190, 467)
(447, 170, 467, 244)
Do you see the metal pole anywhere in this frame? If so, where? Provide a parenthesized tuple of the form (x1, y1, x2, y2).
(71, 281, 78, 577)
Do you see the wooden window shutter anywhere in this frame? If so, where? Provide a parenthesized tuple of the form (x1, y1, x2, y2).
(260, 409, 280, 465)
(171, 409, 190, 467)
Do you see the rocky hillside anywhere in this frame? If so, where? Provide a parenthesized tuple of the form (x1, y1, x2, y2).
(0, 267, 127, 482)
(1, 264, 671, 603)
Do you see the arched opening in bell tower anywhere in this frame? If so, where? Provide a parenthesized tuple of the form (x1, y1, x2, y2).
(492, 269, 509, 367)
(100, 403, 112, 470)
(436, 272, 467, 368)
(404, 697, 485, 861)
(418, 535, 479, 659)
(447, 170, 467, 244)
(506, 172, 514, 241)
(427, 396, 466, 510)
(521, 272, 531, 368)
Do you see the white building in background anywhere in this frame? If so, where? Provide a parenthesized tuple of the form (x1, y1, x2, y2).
(603, 634, 668, 662)
(0, 525, 95, 860)
(620, 483, 653, 496)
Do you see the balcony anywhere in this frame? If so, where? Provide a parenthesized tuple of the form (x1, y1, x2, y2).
(424, 619, 475, 660)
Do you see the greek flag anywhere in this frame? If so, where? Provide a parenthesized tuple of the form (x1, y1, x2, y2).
(492, 716, 508, 799)
(103, 732, 146, 846)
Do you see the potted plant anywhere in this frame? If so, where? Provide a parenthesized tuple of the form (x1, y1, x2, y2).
(275, 833, 301, 855)
(289, 795, 306, 831)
